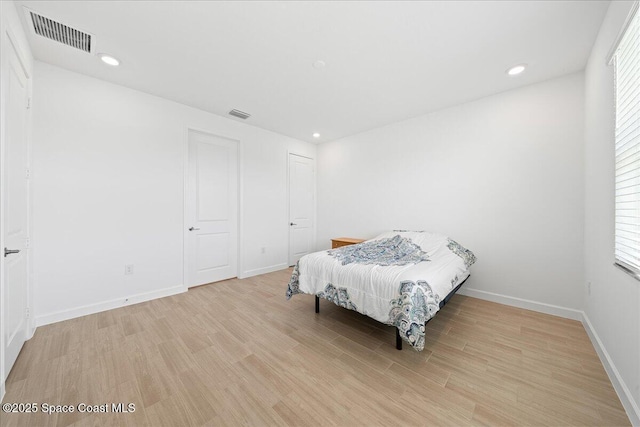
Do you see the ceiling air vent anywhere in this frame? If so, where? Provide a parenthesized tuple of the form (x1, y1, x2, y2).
(29, 11, 92, 53)
(229, 109, 251, 120)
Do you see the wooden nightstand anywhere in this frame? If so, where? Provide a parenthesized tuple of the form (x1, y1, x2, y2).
(331, 237, 365, 249)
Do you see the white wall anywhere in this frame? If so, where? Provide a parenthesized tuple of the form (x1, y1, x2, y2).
(0, 0, 34, 402)
(32, 61, 315, 325)
(584, 1, 640, 424)
(318, 73, 585, 313)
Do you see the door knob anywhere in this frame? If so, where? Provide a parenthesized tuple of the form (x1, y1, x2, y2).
(290, 222, 297, 226)
(4, 248, 20, 257)
(189, 227, 200, 231)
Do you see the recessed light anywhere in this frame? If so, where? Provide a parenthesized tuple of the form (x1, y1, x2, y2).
(98, 53, 120, 67)
(312, 133, 321, 138)
(506, 64, 526, 76)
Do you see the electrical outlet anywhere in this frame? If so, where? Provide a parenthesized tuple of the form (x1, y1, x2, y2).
(125, 264, 134, 275)
(261, 247, 266, 254)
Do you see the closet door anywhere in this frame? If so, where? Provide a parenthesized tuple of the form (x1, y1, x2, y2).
(186, 130, 238, 287)
(288, 153, 314, 266)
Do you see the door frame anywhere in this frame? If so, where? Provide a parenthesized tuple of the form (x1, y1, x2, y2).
(287, 151, 316, 266)
(182, 127, 242, 290)
(0, 28, 33, 400)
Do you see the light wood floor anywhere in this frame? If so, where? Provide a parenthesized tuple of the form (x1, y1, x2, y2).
(2, 268, 630, 426)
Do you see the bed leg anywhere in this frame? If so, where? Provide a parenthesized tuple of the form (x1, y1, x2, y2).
(396, 328, 402, 350)
(315, 296, 319, 313)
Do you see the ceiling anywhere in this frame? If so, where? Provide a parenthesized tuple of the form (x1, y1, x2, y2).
(15, 1, 610, 143)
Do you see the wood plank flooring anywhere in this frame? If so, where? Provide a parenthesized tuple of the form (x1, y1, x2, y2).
(2, 268, 630, 426)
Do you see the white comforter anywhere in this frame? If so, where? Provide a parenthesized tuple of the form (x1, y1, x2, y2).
(286, 231, 476, 350)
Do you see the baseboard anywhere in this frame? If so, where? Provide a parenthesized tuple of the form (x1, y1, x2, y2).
(241, 263, 288, 279)
(35, 285, 186, 327)
(582, 313, 640, 426)
(457, 287, 583, 321)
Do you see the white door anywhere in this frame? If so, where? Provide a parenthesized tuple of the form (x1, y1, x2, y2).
(288, 154, 314, 266)
(3, 38, 29, 381)
(186, 130, 238, 287)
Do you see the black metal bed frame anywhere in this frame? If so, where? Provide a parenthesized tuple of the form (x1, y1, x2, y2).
(314, 276, 469, 350)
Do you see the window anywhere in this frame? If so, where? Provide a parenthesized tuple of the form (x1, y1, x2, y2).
(614, 4, 640, 276)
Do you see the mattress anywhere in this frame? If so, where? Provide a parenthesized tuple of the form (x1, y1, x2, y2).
(286, 230, 476, 350)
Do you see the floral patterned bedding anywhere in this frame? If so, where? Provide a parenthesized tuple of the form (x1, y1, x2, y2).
(286, 231, 476, 351)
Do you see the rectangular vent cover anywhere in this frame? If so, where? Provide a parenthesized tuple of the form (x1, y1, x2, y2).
(30, 11, 92, 53)
(229, 109, 251, 120)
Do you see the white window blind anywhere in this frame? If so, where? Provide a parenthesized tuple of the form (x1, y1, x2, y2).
(614, 5, 640, 274)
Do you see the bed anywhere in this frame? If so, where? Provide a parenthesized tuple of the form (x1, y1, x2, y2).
(286, 231, 476, 351)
